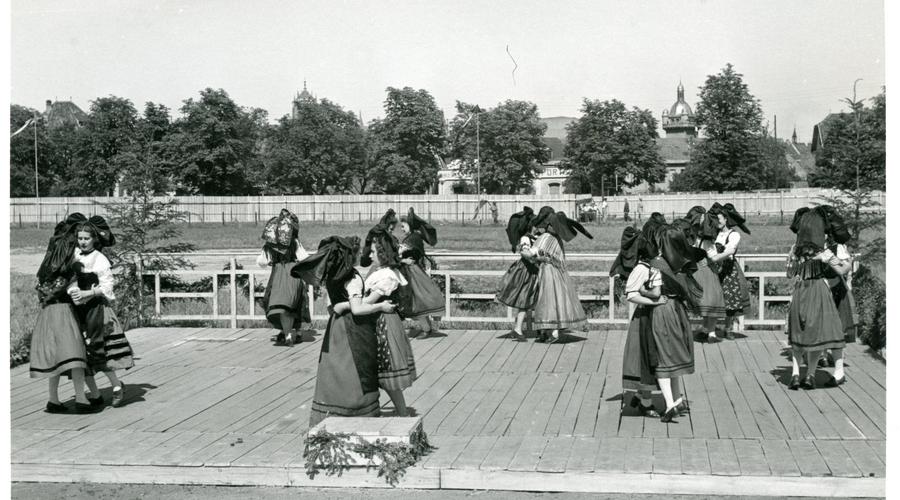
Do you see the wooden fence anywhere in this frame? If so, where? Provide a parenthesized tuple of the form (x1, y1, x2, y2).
(9, 189, 883, 225)
(142, 252, 800, 329)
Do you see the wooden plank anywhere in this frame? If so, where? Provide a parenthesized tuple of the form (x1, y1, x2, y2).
(593, 375, 621, 438)
(443, 334, 489, 372)
(734, 372, 788, 439)
(565, 436, 598, 472)
(406, 371, 466, 430)
(692, 337, 708, 374)
(480, 338, 518, 372)
(735, 337, 761, 372)
(787, 440, 830, 477)
(651, 438, 682, 474)
(721, 373, 763, 439)
(10, 429, 63, 454)
(746, 340, 775, 372)
(544, 373, 581, 436)
(866, 440, 886, 464)
(479, 435, 524, 471)
(97, 431, 180, 466)
(623, 437, 653, 473)
(815, 440, 862, 478)
(508, 373, 566, 436)
(573, 330, 606, 373)
(679, 438, 711, 475)
(423, 372, 483, 436)
(838, 378, 886, 434)
(719, 340, 749, 373)
(481, 373, 539, 436)
(760, 439, 801, 477)
(703, 376, 744, 438)
(449, 436, 497, 469)
(250, 434, 305, 467)
(753, 372, 814, 439)
(124, 432, 193, 466)
(556, 373, 591, 436)
(459, 374, 518, 435)
(499, 338, 536, 373)
(13, 431, 82, 463)
(593, 436, 627, 473)
(165, 432, 233, 466)
(782, 385, 840, 440)
(841, 440, 885, 478)
(435, 371, 499, 435)
(683, 373, 717, 439)
(463, 336, 505, 373)
(733, 439, 771, 476)
(536, 436, 574, 473)
(572, 373, 605, 437)
(804, 386, 866, 440)
(704, 340, 727, 373)
(506, 435, 549, 472)
(706, 439, 740, 476)
(519, 340, 552, 374)
(552, 339, 584, 373)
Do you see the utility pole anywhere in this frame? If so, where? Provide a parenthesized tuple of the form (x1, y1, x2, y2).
(33, 111, 40, 228)
(476, 112, 481, 195)
(852, 78, 862, 193)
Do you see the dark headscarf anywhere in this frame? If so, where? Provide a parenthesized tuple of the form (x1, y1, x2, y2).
(378, 209, 398, 227)
(290, 236, 360, 287)
(402, 208, 437, 246)
(609, 226, 641, 279)
(362, 224, 401, 268)
(709, 202, 750, 234)
(530, 206, 555, 229)
(654, 226, 705, 307)
(505, 206, 535, 253)
(37, 212, 86, 284)
(76, 215, 116, 248)
(790, 205, 850, 256)
(535, 211, 593, 242)
(637, 213, 667, 259)
(684, 205, 718, 241)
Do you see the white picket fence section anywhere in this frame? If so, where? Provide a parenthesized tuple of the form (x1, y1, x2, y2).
(9, 189, 883, 225)
(141, 252, 799, 329)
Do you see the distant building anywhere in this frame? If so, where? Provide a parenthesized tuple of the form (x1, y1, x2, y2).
(810, 113, 846, 154)
(41, 99, 88, 128)
(292, 81, 315, 118)
(785, 126, 815, 187)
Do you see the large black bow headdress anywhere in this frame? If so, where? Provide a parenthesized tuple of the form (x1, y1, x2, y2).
(37, 212, 88, 283)
(402, 207, 437, 246)
(290, 236, 360, 287)
(535, 210, 593, 242)
(361, 223, 401, 268)
(505, 206, 535, 252)
(709, 202, 750, 234)
(609, 226, 641, 279)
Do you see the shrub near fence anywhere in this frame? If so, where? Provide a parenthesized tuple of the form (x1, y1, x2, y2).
(9, 189, 883, 225)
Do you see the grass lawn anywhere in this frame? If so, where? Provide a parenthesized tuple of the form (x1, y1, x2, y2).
(11, 220, 803, 254)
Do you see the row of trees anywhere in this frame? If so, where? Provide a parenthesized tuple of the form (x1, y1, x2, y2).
(9, 64, 884, 197)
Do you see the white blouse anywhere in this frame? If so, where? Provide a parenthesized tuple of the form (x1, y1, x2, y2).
(67, 249, 115, 300)
(714, 229, 740, 259)
(256, 239, 309, 267)
(625, 262, 662, 297)
(345, 274, 366, 299)
(364, 267, 408, 297)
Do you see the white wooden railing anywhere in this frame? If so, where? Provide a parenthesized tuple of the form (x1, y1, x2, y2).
(141, 251, 813, 329)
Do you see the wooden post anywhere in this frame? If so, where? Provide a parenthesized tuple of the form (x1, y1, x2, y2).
(229, 257, 238, 329)
(136, 258, 144, 327)
(222, 211, 225, 225)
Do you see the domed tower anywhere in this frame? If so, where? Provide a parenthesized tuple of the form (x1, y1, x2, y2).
(661, 81, 697, 138)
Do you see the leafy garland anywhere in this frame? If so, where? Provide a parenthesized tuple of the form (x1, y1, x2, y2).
(302, 425, 436, 487)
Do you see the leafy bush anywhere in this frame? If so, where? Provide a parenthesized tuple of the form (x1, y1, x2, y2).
(853, 264, 886, 353)
(10, 274, 39, 368)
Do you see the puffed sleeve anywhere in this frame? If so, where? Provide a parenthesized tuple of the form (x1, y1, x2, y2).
(256, 249, 271, 267)
(345, 274, 364, 299)
(368, 269, 400, 297)
(93, 252, 116, 301)
(625, 265, 649, 296)
(835, 244, 852, 261)
(722, 231, 741, 256)
(295, 240, 310, 262)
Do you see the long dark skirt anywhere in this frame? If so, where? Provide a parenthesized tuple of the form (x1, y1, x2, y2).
(650, 298, 695, 378)
(692, 259, 726, 318)
(400, 264, 445, 317)
(263, 262, 310, 329)
(831, 280, 859, 343)
(495, 259, 539, 310)
(309, 312, 381, 427)
(788, 278, 845, 353)
(75, 298, 134, 374)
(718, 259, 751, 314)
(376, 312, 417, 390)
(532, 263, 586, 330)
(622, 305, 660, 395)
(29, 303, 89, 379)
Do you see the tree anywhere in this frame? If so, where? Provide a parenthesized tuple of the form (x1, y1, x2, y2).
(9, 104, 55, 197)
(115, 102, 176, 195)
(261, 97, 365, 194)
(449, 100, 549, 194)
(561, 99, 666, 195)
(166, 88, 266, 195)
(808, 90, 885, 191)
(368, 87, 445, 194)
(670, 63, 795, 191)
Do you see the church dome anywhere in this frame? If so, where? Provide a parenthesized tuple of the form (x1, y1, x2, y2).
(668, 81, 693, 116)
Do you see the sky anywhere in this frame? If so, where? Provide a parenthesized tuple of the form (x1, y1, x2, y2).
(10, 0, 885, 142)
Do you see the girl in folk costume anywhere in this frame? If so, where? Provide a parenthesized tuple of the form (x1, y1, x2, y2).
(785, 207, 849, 390)
(291, 236, 396, 427)
(612, 223, 663, 418)
(68, 216, 135, 408)
(820, 229, 858, 377)
(360, 224, 417, 416)
(398, 208, 445, 339)
(495, 206, 540, 342)
(530, 206, 593, 344)
(258, 209, 310, 347)
(30, 213, 98, 414)
(707, 203, 751, 340)
(681, 206, 727, 342)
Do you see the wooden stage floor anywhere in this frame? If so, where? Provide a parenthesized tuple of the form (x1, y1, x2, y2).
(10, 327, 886, 496)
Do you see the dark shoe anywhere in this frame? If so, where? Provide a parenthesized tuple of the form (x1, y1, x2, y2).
(111, 384, 126, 407)
(660, 406, 678, 423)
(89, 395, 104, 408)
(637, 403, 660, 418)
(789, 375, 801, 390)
(824, 376, 846, 388)
(546, 334, 560, 345)
(415, 331, 431, 340)
(512, 331, 527, 342)
(676, 400, 691, 415)
(74, 402, 101, 414)
(707, 334, 721, 343)
(725, 331, 735, 341)
(45, 401, 67, 414)
(535, 332, 546, 343)
(274, 333, 285, 345)
(284, 332, 295, 347)
(801, 374, 815, 390)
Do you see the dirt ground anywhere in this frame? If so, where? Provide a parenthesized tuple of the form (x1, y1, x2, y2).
(11, 483, 882, 500)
